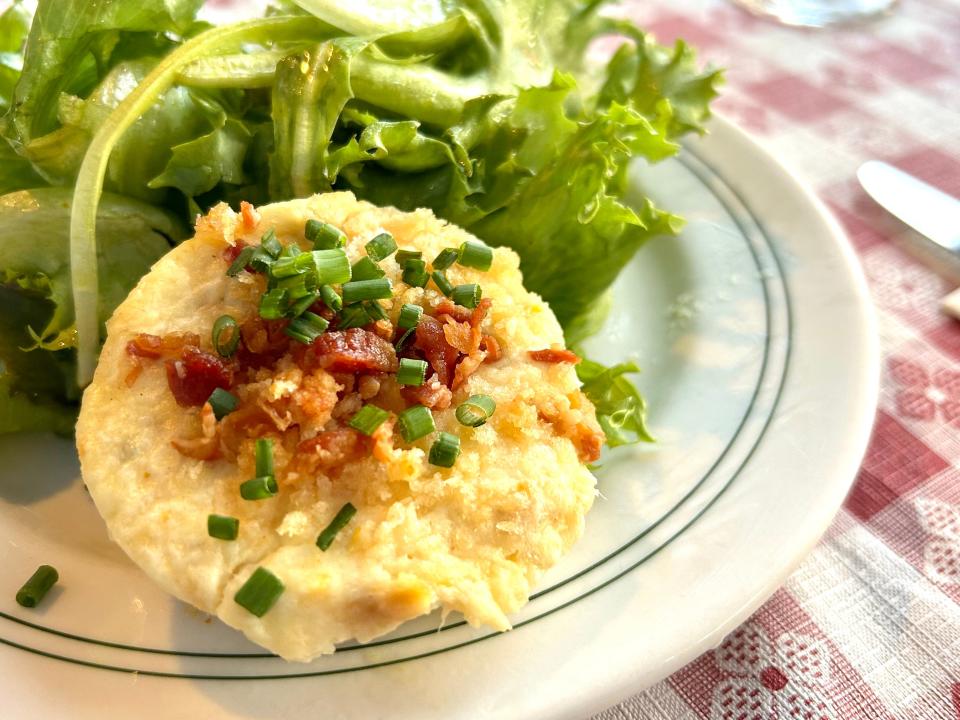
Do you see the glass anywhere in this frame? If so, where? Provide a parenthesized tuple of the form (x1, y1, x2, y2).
(732, 0, 898, 27)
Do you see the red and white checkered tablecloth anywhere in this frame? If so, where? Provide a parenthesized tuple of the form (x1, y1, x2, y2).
(593, 1, 960, 718)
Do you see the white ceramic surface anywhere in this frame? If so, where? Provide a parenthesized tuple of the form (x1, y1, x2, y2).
(0, 116, 879, 719)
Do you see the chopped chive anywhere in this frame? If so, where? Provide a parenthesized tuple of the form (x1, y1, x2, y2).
(395, 327, 415, 352)
(363, 301, 388, 323)
(267, 256, 301, 279)
(348, 405, 390, 436)
(260, 228, 281, 258)
(402, 259, 429, 288)
(255, 438, 274, 478)
(397, 358, 427, 386)
(240, 475, 277, 500)
(432, 247, 459, 270)
(276, 271, 318, 300)
(287, 291, 320, 318)
(351, 256, 386, 282)
(396, 249, 422, 265)
(15, 565, 58, 608)
(451, 283, 482, 309)
(248, 246, 275, 274)
(397, 303, 423, 330)
(432, 271, 454, 296)
(316, 502, 357, 551)
(456, 394, 496, 427)
(342, 278, 393, 303)
(280, 242, 302, 259)
(208, 514, 239, 541)
(307, 249, 351, 285)
(365, 232, 397, 261)
(208, 387, 239, 420)
(226, 246, 255, 276)
(234, 567, 284, 617)
(398, 404, 435, 442)
(428, 432, 461, 468)
(320, 284, 342, 312)
(284, 311, 329, 344)
(337, 304, 371, 329)
(305, 220, 346, 249)
(259, 288, 289, 320)
(458, 240, 493, 271)
(212, 314, 240, 358)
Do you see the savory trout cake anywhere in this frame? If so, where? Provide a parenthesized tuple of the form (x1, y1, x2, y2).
(76, 192, 603, 661)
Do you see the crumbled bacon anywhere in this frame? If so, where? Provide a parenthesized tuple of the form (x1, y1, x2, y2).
(165, 347, 234, 407)
(237, 317, 290, 369)
(240, 201, 260, 230)
(222, 243, 246, 265)
(529, 348, 580, 364)
(127, 332, 200, 360)
(412, 316, 459, 386)
(481, 335, 501, 362)
(441, 317, 473, 354)
(401, 377, 453, 409)
(452, 351, 487, 391)
(296, 428, 370, 473)
(370, 417, 396, 462)
(307, 329, 398, 374)
(435, 301, 472, 324)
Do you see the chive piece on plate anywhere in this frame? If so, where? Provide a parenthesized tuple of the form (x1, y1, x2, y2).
(398, 405, 435, 442)
(351, 256, 386, 282)
(234, 567, 285, 617)
(15, 565, 59, 608)
(432, 271, 454, 296)
(275, 270, 318, 300)
(212, 314, 240, 358)
(284, 311, 329, 344)
(287, 291, 320, 319)
(305, 220, 346, 250)
(207, 387, 239, 420)
(342, 278, 393, 303)
(428, 432, 461, 468)
(397, 358, 427, 387)
(207, 514, 239, 541)
(451, 283, 481, 309)
(316, 502, 358, 552)
(321, 284, 343, 312)
(457, 240, 493, 271)
(397, 303, 422, 330)
(402, 259, 429, 288)
(432, 247, 459, 271)
(348, 405, 390, 436)
(365, 232, 397, 261)
(455, 394, 496, 428)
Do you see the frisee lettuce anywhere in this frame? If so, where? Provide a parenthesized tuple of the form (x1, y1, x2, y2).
(0, 0, 722, 443)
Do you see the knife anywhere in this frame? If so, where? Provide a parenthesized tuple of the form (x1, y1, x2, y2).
(857, 161, 960, 317)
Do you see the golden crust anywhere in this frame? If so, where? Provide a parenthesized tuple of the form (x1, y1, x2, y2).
(77, 192, 597, 661)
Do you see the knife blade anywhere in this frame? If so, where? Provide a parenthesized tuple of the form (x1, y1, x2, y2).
(857, 160, 960, 283)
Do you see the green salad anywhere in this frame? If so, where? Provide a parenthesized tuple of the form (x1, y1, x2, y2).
(0, 0, 721, 442)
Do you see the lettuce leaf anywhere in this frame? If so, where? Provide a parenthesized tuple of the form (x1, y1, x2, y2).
(0, 0, 31, 114)
(577, 358, 654, 447)
(0, 188, 182, 434)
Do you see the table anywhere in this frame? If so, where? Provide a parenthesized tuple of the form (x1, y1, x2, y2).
(594, 1, 960, 717)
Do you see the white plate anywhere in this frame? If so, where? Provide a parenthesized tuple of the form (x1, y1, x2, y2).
(0, 116, 878, 719)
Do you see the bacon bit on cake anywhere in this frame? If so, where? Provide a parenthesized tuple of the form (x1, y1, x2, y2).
(240, 201, 260, 230)
(537, 405, 604, 464)
(165, 346, 234, 407)
(452, 351, 487, 391)
(412, 315, 459, 386)
(295, 428, 371, 475)
(172, 402, 221, 460)
(529, 347, 580, 364)
(307, 329, 398, 374)
(125, 333, 201, 386)
(435, 301, 472, 324)
(401, 376, 453, 410)
(480, 335, 501, 362)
